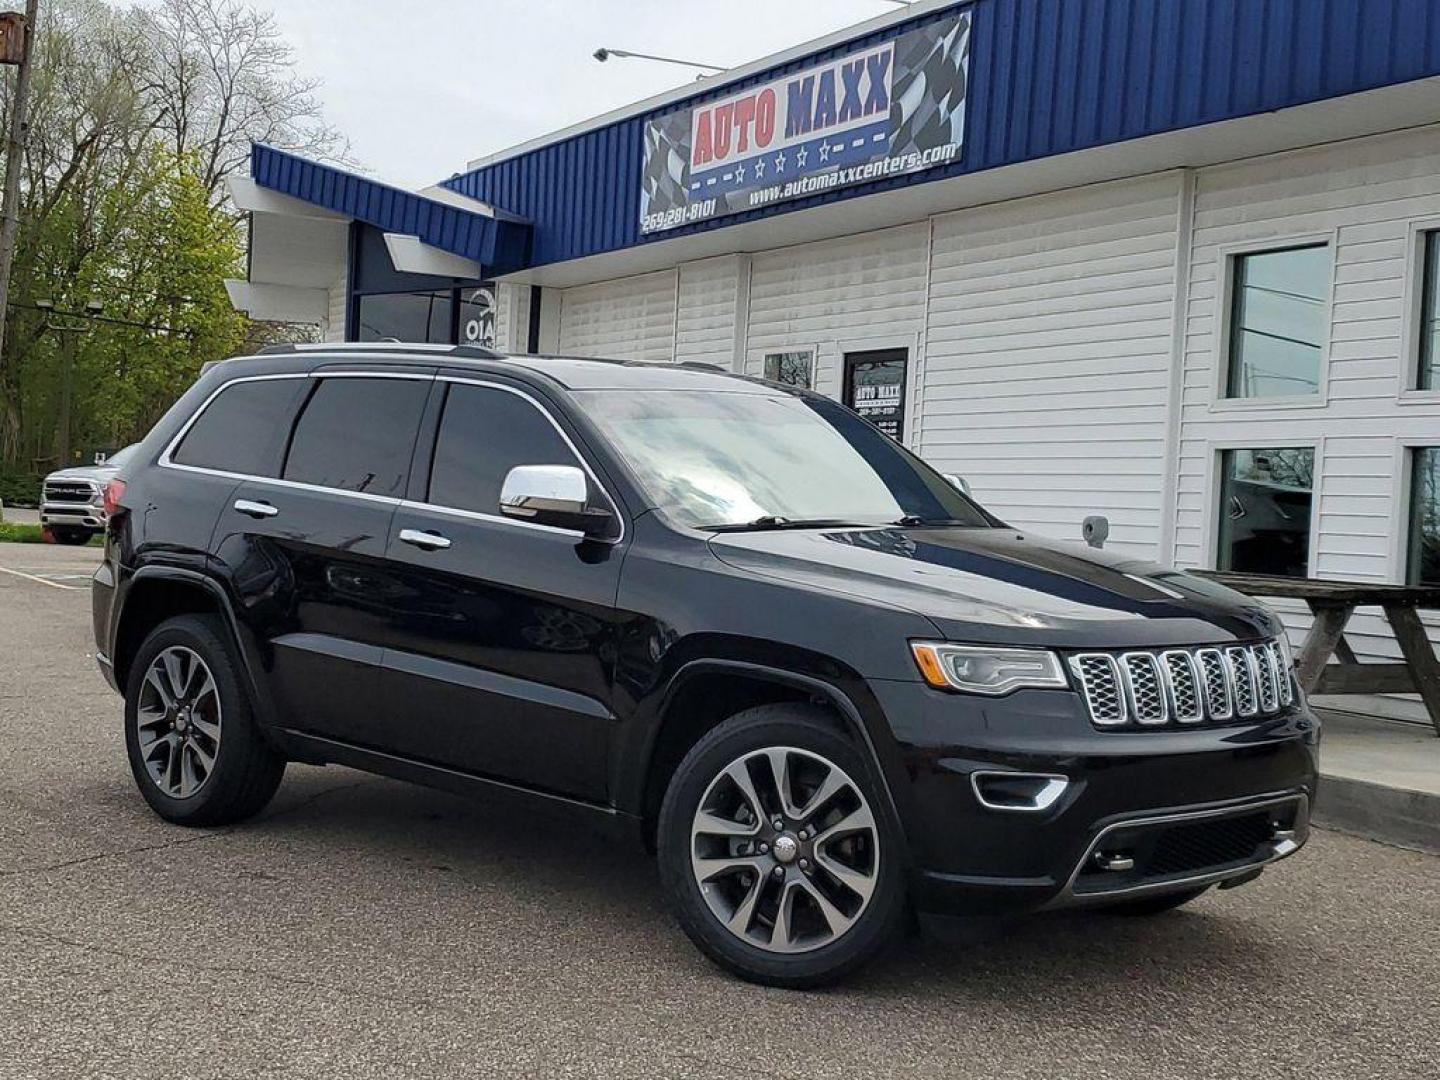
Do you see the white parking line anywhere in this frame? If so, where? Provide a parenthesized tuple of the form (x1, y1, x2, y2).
(0, 565, 80, 590)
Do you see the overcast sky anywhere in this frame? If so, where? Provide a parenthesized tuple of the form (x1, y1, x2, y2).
(269, 0, 912, 188)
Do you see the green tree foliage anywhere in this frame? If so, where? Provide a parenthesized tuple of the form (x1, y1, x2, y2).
(0, 0, 342, 471)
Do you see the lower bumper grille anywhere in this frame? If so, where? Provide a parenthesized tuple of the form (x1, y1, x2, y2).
(1068, 795, 1306, 898)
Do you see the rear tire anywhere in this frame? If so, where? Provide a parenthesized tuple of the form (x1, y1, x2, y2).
(51, 526, 93, 545)
(123, 614, 285, 826)
(657, 703, 906, 988)
(1101, 885, 1209, 916)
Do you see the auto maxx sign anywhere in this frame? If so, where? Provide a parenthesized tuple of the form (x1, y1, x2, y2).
(639, 8, 971, 235)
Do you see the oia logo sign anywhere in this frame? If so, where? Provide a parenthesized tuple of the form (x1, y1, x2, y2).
(688, 43, 894, 178)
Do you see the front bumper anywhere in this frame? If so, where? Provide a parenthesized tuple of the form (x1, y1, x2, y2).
(869, 679, 1320, 916)
(39, 501, 105, 529)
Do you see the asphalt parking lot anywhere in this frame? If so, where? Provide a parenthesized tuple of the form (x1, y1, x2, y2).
(1, 540, 1438, 1079)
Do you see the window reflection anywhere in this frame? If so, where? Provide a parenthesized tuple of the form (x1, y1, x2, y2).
(356, 291, 453, 343)
(1216, 447, 1314, 578)
(1419, 232, 1440, 391)
(1410, 448, 1440, 585)
(1226, 245, 1329, 398)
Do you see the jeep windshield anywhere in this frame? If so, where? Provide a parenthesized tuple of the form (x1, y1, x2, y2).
(577, 388, 993, 531)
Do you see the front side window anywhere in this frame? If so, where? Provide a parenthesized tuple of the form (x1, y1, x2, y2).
(427, 384, 581, 515)
(1418, 231, 1440, 390)
(1225, 244, 1329, 399)
(1409, 448, 1440, 585)
(283, 377, 429, 497)
(577, 389, 991, 530)
(171, 378, 310, 477)
(1216, 447, 1314, 578)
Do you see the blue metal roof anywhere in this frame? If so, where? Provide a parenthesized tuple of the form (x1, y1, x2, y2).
(443, 0, 1440, 269)
(249, 144, 532, 274)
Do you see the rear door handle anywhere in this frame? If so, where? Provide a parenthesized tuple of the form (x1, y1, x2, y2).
(398, 528, 451, 551)
(233, 499, 279, 519)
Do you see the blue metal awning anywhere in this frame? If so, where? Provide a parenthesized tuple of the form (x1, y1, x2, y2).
(249, 144, 532, 275)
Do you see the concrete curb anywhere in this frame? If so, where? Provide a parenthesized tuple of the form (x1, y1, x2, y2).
(1314, 773, 1440, 854)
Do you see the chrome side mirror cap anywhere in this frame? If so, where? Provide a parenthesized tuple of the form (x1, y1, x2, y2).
(499, 464, 614, 537)
(943, 473, 972, 497)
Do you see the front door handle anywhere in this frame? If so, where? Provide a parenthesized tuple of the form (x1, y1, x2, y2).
(399, 528, 451, 551)
(234, 499, 279, 519)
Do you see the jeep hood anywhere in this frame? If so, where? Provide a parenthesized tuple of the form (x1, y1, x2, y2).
(707, 526, 1279, 649)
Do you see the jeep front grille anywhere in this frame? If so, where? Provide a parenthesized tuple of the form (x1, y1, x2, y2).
(1069, 640, 1294, 730)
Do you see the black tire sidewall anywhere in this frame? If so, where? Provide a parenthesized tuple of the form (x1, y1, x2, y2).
(657, 703, 906, 988)
(123, 614, 282, 826)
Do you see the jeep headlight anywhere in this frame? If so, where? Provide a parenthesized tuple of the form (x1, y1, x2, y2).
(911, 642, 1067, 696)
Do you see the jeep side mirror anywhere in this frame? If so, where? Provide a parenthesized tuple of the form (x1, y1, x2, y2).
(499, 465, 614, 537)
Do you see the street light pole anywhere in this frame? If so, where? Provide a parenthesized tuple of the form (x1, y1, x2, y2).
(55, 322, 75, 463)
(0, 0, 38, 365)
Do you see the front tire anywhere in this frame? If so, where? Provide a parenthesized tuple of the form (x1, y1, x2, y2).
(657, 703, 906, 988)
(123, 614, 285, 826)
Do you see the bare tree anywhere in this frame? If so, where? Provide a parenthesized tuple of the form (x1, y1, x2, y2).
(140, 0, 348, 200)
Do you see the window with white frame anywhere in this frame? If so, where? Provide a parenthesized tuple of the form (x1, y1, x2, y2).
(762, 349, 814, 389)
(1418, 231, 1440, 391)
(1409, 447, 1440, 585)
(1216, 447, 1314, 578)
(1224, 244, 1329, 399)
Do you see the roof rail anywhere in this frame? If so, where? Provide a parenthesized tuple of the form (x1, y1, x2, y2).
(252, 342, 505, 359)
(676, 361, 728, 372)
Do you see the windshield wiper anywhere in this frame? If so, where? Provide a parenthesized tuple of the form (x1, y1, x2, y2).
(703, 516, 870, 532)
(889, 515, 977, 527)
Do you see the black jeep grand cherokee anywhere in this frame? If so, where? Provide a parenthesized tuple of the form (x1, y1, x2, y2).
(93, 343, 1317, 987)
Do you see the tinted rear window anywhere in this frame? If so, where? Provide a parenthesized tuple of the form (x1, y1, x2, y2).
(171, 378, 309, 477)
(428, 384, 579, 514)
(283, 377, 429, 498)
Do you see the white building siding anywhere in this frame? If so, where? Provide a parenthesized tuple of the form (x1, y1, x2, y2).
(675, 256, 745, 369)
(920, 174, 1182, 557)
(323, 267, 347, 343)
(494, 282, 531, 353)
(744, 224, 929, 400)
(557, 269, 678, 362)
(1172, 126, 1440, 722)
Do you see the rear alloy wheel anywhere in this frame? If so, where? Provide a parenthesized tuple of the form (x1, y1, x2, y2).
(124, 615, 285, 826)
(658, 704, 904, 988)
(134, 646, 223, 800)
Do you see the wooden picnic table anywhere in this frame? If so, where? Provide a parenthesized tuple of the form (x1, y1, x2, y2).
(1195, 571, 1440, 737)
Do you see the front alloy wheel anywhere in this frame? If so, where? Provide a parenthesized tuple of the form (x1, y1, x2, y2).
(658, 703, 904, 988)
(690, 747, 879, 954)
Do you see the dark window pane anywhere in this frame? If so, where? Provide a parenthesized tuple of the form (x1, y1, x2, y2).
(458, 286, 497, 347)
(1410, 448, 1440, 585)
(428, 384, 579, 515)
(1420, 233, 1440, 391)
(284, 378, 428, 497)
(763, 351, 813, 388)
(356, 291, 453, 343)
(1226, 245, 1328, 398)
(1217, 447, 1314, 578)
(172, 378, 310, 477)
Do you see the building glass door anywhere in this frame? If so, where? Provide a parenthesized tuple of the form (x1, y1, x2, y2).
(843, 348, 908, 443)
